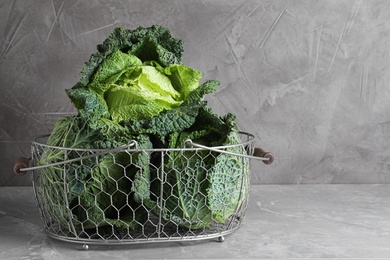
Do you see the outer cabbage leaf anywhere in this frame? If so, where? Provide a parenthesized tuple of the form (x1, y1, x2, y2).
(183, 80, 220, 106)
(206, 114, 249, 223)
(65, 87, 110, 122)
(129, 36, 182, 66)
(73, 134, 153, 230)
(39, 116, 152, 234)
(78, 25, 183, 87)
(148, 107, 245, 229)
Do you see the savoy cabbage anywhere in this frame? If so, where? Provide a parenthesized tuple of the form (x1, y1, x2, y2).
(40, 25, 249, 234)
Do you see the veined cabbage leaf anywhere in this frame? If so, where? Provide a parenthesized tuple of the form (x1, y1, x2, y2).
(148, 108, 249, 229)
(67, 49, 203, 123)
(79, 25, 184, 87)
(39, 116, 152, 234)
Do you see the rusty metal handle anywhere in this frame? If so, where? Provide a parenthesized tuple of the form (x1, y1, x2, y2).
(13, 157, 30, 176)
(253, 148, 275, 165)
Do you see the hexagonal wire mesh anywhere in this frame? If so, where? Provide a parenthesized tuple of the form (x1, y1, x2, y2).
(29, 132, 257, 245)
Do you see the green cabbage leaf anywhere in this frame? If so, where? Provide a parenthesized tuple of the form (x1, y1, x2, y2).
(147, 108, 249, 229)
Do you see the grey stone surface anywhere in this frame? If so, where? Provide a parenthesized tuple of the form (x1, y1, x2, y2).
(2, 0, 390, 185)
(1, 185, 389, 259)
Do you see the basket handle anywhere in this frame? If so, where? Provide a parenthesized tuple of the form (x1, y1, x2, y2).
(13, 141, 138, 174)
(184, 140, 275, 164)
(13, 157, 30, 176)
(253, 147, 275, 165)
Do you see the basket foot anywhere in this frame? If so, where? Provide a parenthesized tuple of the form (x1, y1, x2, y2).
(82, 244, 89, 250)
(218, 236, 225, 243)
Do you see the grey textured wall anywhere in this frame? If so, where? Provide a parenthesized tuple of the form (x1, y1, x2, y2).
(1, 0, 390, 186)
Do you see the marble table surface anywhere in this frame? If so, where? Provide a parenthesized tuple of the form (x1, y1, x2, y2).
(1, 184, 389, 259)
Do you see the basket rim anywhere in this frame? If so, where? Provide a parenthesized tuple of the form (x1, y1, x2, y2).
(32, 131, 255, 152)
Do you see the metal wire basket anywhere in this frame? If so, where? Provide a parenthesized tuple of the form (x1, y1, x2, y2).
(14, 132, 274, 247)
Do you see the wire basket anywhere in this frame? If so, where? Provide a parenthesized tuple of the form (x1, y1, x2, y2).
(14, 132, 274, 247)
